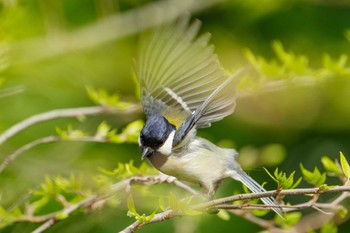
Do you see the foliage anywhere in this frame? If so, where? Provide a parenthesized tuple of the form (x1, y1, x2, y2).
(264, 167, 302, 189)
(1, 1, 350, 233)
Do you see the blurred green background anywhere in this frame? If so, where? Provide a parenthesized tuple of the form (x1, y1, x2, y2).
(1, 0, 350, 232)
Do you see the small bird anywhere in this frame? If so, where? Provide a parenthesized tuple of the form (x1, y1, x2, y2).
(135, 15, 281, 216)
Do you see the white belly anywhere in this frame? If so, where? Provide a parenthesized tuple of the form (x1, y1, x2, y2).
(147, 137, 238, 193)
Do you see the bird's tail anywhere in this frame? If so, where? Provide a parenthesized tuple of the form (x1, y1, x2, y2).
(233, 171, 283, 217)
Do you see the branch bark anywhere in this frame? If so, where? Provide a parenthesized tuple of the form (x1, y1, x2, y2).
(0, 105, 140, 147)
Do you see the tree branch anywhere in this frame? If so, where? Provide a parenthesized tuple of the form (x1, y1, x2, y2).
(0, 86, 24, 98)
(30, 174, 197, 233)
(31, 195, 99, 233)
(0, 105, 140, 147)
(10, 170, 349, 233)
(120, 185, 350, 233)
(0, 136, 59, 173)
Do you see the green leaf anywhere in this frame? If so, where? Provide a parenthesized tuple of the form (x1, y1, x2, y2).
(321, 156, 341, 176)
(300, 164, 326, 187)
(322, 54, 350, 77)
(159, 196, 166, 211)
(168, 193, 179, 211)
(264, 167, 302, 189)
(320, 222, 338, 233)
(31, 196, 50, 212)
(340, 152, 350, 179)
(263, 167, 278, 183)
(290, 177, 302, 189)
(86, 86, 133, 109)
(56, 211, 69, 220)
(127, 194, 137, 214)
(217, 210, 230, 221)
(122, 120, 144, 143)
(96, 121, 111, 139)
(143, 209, 157, 222)
(125, 160, 139, 176)
(337, 206, 348, 219)
(56, 125, 86, 140)
(275, 212, 302, 229)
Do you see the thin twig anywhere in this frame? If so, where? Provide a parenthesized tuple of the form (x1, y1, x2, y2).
(32, 195, 98, 233)
(0, 129, 144, 173)
(0, 136, 59, 173)
(0, 86, 25, 98)
(0, 135, 119, 173)
(0, 105, 140, 146)
(120, 209, 179, 233)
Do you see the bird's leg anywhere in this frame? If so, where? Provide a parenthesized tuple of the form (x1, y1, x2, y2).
(203, 181, 221, 214)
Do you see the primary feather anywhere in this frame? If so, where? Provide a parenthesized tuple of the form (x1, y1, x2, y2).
(136, 15, 238, 128)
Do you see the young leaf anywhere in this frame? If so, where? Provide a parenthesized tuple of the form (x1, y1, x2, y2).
(168, 193, 179, 211)
(31, 196, 50, 212)
(275, 212, 302, 228)
(159, 196, 166, 211)
(86, 86, 133, 109)
(263, 167, 278, 183)
(143, 209, 157, 222)
(320, 222, 338, 233)
(127, 194, 137, 215)
(290, 177, 302, 189)
(321, 156, 341, 176)
(264, 167, 302, 189)
(56, 211, 69, 220)
(337, 206, 348, 219)
(96, 121, 111, 139)
(300, 164, 327, 187)
(217, 210, 230, 221)
(340, 152, 350, 179)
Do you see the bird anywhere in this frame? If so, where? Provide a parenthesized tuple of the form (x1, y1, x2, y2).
(134, 15, 282, 216)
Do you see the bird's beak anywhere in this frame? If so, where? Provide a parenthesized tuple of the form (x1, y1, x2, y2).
(141, 147, 153, 160)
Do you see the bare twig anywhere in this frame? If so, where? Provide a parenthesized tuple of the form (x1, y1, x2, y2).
(0, 136, 59, 173)
(0, 105, 140, 147)
(32, 195, 98, 233)
(0, 86, 25, 98)
(291, 191, 350, 233)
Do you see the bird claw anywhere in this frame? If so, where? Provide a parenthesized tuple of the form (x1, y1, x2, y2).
(158, 172, 177, 183)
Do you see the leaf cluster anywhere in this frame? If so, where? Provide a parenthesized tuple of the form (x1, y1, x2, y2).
(56, 120, 143, 144)
(86, 86, 135, 110)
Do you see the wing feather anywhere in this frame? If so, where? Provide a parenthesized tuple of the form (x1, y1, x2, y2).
(136, 15, 240, 128)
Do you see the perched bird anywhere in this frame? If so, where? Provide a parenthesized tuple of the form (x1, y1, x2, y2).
(135, 15, 282, 216)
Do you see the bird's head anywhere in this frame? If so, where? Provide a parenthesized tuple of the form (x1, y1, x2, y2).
(139, 114, 176, 160)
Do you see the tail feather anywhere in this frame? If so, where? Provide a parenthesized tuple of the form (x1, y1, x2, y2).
(234, 171, 283, 217)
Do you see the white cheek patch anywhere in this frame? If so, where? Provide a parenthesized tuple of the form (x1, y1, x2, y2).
(138, 135, 141, 146)
(158, 130, 175, 155)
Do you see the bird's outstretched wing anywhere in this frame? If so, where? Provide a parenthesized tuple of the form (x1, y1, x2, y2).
(136, 15, 240, 129)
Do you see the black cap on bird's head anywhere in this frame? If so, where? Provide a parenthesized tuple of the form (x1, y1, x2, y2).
(139, 114, 176, 160)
